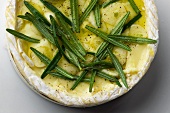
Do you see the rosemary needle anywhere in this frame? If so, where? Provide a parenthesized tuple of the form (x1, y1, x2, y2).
(6, 29, 40, 43)
(94, 3, 101, 28)
(97, 71, 122, 87)
(123, 13, 142, 31)
(107, 48, 128, 88)
(108, 35, 157, 44)
(40, 0, 72, 26)
(128, 0, 140, 14)
(55, 12, 86, 56)
(71, 70, 88, 90)
(30, 47, 74, 79)
(80, 0, 98, 24)
(85, 25, 131, 51)
(25, 12, 55, 45)
(96, 12, 130, 57)
(24, 1, 50, 26)
(102, 0, 119, 8)
(41, 51, 62, 79)
(70, 0, 80, 32)
(89, 70, 97, 92)
(48, 72, 90, 82)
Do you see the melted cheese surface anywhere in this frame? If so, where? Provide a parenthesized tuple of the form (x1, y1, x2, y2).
(16, 0, 152, 97)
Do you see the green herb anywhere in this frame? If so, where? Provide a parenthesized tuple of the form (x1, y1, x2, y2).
(85, 25, 131, 51)
(87, 52, 96, 56)
(94, 3, 101, 28)
(108, 35, 157, 44)
(48, 72, 90, 82)
(30, 47, 51, 64)
(97, 71, 122, 87)
(6, 29, 40, 43)
(95, 42, 109, 57)
(54, 66, 75, 79)
(80, 0, 98, 24)
(81, 61, 114, 68)
(18, 15, 53, 33)
(96, 12, 130, 57)
(128, 0, 140, 14)
(83, 66, 111, 70)
(59, 30, 86, 61)
(70, 0, 80, 32)
(18, 15, 30, 21)
(25, 13, 55, 45)
(110, 12, 130, 35)
(66, 48, 82, 70)
(44, 24, 53, 33)
(30, 47, 74, 79)
(102, 0, 119, 8)
(89, 70, 97, 92)
(40, 0, 72, 26)
(96, 43, 114, 61)
(55, 13, 86, 56)
(96, 49, 108, 61)
(71, 70, 88, 90)
(107, 48, 128, 88)
(123, 13, 142, 31)
(24, 1, 50, 26)
(41, 51, 62, 79)
(50, 15, 70, 62)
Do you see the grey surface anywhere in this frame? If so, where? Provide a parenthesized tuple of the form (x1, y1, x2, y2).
(0, 0, 170, 113)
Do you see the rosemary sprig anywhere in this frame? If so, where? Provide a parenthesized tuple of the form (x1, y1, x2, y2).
(96, 41, 110, 57)
(71, 70, 89, 90)
(96, 49, 108, 61)
(110, 12, 130, 35)
(24, 1, 50, 26)
(18, 15, 53, 33)
(94, 3, 101, 28)
(123, 13, 142, 31)
(59, 30, 86, 61)
(80, 0, 98, 24)
(55, 13, 86, 56)
(96, 12, 130, 57)
(30, 47, 74, 79)
(70, 0, 80, 32)
(107, 48, 128, 88)
(41, 51, 62, 79)
(102, 0, 119, 8)
(18, 15, 30, 21)
(89, 70, 97, 92)
(97, 71, 122, 87)
(128, 0, 140, 14)
(40, 0, 72, 26)
(50, 15, 70, 62)
(54, 66, 75, 79)
(123, 0, 141, 31)
(66, 48, 82, 70)
(6, 29, 40, 43)
(85, 25, 131, 51)
(48, 72, 90, 82)
(108, 35, 157, 44)
(25, 13, 55, 45)
(81, 61, 114, 68)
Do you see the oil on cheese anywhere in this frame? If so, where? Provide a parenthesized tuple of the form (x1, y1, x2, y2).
(16, 0, 150, 97)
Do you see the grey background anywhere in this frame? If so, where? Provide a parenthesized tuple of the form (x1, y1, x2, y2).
(0, 0, 169, 113)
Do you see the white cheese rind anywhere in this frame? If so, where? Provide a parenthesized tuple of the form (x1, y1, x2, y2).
(6, 0, 159, 107)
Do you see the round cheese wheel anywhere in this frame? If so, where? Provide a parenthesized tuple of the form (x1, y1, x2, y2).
(6, 0, 159, 107)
